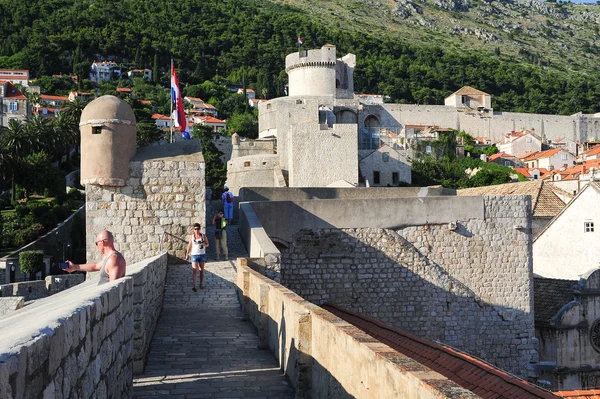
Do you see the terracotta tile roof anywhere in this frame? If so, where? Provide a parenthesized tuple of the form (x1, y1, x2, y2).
(3, 82, 26, 99)
(521, 149, 562, 162)
(139, 100, 151, 105)
(195, 116, 225, 124)
(452, 85, 490, 96)
(151, 113, 170, 120)
(580, 146, 600, 158)
(40, 94, 68, 101)
(116, 87, 131, 92)
(555, 390, 600, 398)
(457, 181, 565, 217)
(488, 152, 512, 161)
(322, 303, 558, 399)
(513, 168, 532, 177)
(533, 277, 577, 328)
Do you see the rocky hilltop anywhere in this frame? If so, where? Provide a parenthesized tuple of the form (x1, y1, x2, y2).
(278, 0, 600, 74)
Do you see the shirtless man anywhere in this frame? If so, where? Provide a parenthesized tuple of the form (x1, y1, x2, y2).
(65, 230, 126, 285)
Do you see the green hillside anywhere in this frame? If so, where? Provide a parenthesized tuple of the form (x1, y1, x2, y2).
(1, 0, 600, 114)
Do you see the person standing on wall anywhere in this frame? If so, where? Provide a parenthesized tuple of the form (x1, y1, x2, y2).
(222, 186, 234, 224)
(185, 223, 209, 292)
(65, 230, 126, 285)
(212, 209, 229, 261)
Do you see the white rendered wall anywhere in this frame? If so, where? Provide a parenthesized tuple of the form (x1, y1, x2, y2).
(498, 136, 542, 157)
(287, 67, 336, 97)
(533, 186, 600, 279)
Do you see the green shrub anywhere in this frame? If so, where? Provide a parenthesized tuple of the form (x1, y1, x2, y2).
(52, 205, 72, 221)
(38, 211, 58, 230)
(27, 202, 50, 218)
(19, 250, 44, 274)
(15, 205, 29, 218)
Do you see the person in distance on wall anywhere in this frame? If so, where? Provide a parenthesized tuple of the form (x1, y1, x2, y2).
(186, 222, 209, 292)
(64, 230, 126, 285)
(212, 209, 229, 261)
(221, 186, 234, 224)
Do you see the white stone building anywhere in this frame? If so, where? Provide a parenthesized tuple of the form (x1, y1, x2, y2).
(497, 130, 542, 158)
(359, 144, 411, 186)
(152, 113, 172, 129)
(128, 68, 152, 80)
(521, 148, 576, 170)
(444, 86, 491, 110)
(90, 61, 122, 82)
(192, 115, 226, 133)
(533, 182, 600, 279)
(0, 69, 29, 87)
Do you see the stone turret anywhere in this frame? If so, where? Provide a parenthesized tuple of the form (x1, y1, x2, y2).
(286, 45, 338, 97)
(80, 95, 137, 186)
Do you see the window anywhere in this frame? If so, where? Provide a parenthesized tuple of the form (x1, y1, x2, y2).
(91, 125, 103, 134)
(585, 222, 594, 233)
(382, 152, 390, 162)
(373, 171, 380, 185)
(392, 172, 399, 184)
(526, 136, 532, 143)
(425, 145, 432, 154)
(244, 161, 251, 167)
(505, 161, 510, 166)
(9, 102, 17, 113)
(561, 153, 567, 161)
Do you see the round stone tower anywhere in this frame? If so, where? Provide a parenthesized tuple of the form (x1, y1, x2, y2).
(285, 44, 337, 97)
(80, 95, 137, 186)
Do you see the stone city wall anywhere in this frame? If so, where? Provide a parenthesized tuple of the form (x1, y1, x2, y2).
(236, 261, 479, 399)
(231, 139, 275, 160)
(361, 103, 600, 143)
(0, 297, 24, 317)
(278, 196, 537, 378)
(0, 253, 167, 398)
(86, 141, 205, 265)
(0, 274, 85, 302)
(226, 154, 284, 196)
(288, 122, 358, 187)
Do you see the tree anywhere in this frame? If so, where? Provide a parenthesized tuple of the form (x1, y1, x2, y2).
(136, 122, 164, 147)
(153, 54, 159, 84)
(226, 112, 257, 138)
(19, 250, 44, 280)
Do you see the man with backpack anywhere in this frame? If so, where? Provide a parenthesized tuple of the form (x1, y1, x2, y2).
(212, 209, 229, 261)
(222, 186, 234, 224)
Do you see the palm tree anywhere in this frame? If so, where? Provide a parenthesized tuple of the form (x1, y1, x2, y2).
(52, 112, 77, 164)
(0, 120, 30, 201)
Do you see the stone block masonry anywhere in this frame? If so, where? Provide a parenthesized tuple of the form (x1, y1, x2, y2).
(280, 196, 538, 379)
(0, 253, 167, 398)
(85, 140, 205, 266)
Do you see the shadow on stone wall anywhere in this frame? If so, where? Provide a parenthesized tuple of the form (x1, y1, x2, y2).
(278, 227, 538, 380)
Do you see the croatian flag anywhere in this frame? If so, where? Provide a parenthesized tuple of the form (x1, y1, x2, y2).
(297, 36, 303, 46)
(171, 64, 190, 140)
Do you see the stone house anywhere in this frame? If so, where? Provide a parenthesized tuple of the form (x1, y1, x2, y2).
(457, 180, 566, 238)
(0, 69, 29, 86)
(359, 144, 411, 186)
(521, 148, 576, 171)
(0, 81, 29, 127)
(534, 182, 600, 279)
(89, 60, 121, 82)
(151, 113, 172, 129)
(578, 145, 600, 163)
(192, 115, 226, 133)
(513, 167, 548, 181)
(444, 86, 491, 110)
(68, 91, 92, 102)
(488, 151, 524, 168)
(127, 68, 152, 80)
(534, 270, 600, 390)
(497, 130, 542, 158)
(237, 88, 256, 99)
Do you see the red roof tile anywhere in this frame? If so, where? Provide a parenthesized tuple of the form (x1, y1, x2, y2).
(40, 94, 68, 101)
(3, 82, 26, 99)
(323, 303, 558, 399)
(116, 87, 131, 92)
(556, 390, 600, 398)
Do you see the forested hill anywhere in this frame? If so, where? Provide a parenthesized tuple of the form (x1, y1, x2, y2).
(1, 0, 600, 115)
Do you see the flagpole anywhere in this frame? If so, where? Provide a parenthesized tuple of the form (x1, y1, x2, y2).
(170, 58, 173, 144)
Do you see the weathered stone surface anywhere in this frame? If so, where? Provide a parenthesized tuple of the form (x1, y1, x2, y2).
(0, 253, 167, 398)
(280, 196, 537, 378)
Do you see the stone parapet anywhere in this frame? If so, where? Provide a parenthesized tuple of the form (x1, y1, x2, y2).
(0, 252, 167, 398)
(0, 297, 23, 317)
(236, 261, 479, 398)
(0, 274, 85, 302)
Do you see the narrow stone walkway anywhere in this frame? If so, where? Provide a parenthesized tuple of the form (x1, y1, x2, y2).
(132, 226, 294, 398)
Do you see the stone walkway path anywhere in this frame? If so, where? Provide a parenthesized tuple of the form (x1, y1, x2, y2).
(132, 226, 294, 398)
